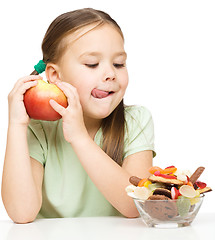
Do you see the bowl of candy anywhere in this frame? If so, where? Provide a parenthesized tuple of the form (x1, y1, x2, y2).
(126, 166, 212, 228)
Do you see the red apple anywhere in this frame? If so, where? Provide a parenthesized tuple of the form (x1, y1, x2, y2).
(24, 80, 68, 121)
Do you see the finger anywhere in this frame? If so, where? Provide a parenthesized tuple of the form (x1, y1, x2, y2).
(55, 82, 79, 105)
(16, 75, 42, 84)
(8, 80, 38, 104)
(10, 80, 38, 99)
(13, 75, 42, 90)
(19, 80, 38, 95)
(49, 99, 66, 116)
(55, 82, 77, 96)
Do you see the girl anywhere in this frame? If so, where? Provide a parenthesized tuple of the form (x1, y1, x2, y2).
(1, 8, 155, 223)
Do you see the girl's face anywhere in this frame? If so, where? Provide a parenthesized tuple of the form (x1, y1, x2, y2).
(57, 23, 128, 121)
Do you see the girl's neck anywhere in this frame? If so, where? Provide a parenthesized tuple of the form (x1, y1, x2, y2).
(83, 115, 102, 140)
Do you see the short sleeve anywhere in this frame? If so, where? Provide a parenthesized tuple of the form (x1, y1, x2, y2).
(123, 106, 156, 159)
(27, 120, 48, 166)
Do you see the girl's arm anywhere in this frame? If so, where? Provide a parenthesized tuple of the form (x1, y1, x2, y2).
(1, 76, 44, 223)
(72, 138, 152, 217)
(50, 81, 153, 217)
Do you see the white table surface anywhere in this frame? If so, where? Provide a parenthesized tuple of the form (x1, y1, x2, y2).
(0, 212, 215, 240)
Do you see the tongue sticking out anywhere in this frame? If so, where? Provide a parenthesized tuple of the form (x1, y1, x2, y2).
(91, 89, 110, 99)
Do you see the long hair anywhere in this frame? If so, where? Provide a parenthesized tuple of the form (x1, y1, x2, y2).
(31, 8, 126, 165)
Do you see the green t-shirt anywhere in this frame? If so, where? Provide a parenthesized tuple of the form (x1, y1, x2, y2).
(27, 105, 155, 218)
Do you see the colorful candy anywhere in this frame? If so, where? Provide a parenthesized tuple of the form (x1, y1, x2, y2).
(127, 166, 212, 201)
(154, 171, 177, 179)
(179, 185, 197, 198)
(126, 165, 212, 219)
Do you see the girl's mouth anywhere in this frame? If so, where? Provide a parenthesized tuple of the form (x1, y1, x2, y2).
(91, 88, 114, 99)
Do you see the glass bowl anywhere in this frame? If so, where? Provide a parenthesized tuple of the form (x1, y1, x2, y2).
(129, 193, 204, 228)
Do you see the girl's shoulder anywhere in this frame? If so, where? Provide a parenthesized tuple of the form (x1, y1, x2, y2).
(123, 105, 155, 159)
(124, 105, 152, 123)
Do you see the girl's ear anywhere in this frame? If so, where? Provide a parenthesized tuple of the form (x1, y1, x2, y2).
(45, 63, 61, 83)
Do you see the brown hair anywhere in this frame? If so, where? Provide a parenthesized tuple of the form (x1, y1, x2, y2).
(31, 8, 126, 165)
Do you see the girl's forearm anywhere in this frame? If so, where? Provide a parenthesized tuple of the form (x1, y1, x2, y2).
(71, 136, 139, 218)
(1, 124, 41, 223)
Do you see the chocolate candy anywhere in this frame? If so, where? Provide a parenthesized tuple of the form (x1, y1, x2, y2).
(189, 167, 205, 184)
(129, 176, 142, 186)
(153, 188, 172, 199)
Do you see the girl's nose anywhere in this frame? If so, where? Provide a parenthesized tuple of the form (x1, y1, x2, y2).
(103, 64, 116, 81)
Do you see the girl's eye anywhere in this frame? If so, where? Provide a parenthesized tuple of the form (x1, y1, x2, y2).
(85, 63, 99, 68)
(113, 63, 125, 68)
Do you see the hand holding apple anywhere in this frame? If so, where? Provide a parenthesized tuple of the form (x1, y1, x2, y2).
(8, 76, 41, 126)
(24, 80, 68, 121)
(49, 81, 88, 144)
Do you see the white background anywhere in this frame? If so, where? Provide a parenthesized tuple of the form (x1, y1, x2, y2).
(0, 0, 214, 220)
